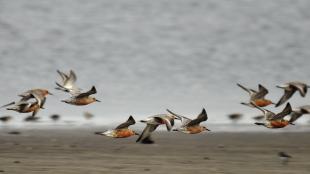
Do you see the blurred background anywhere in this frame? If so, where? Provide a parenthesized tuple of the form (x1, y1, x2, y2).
(1, 0, 310, 126)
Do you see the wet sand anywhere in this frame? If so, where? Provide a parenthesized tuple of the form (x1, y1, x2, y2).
(0, 128, 310, 174)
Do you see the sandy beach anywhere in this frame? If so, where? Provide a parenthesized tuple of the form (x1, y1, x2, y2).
(0, 127, 309, 174)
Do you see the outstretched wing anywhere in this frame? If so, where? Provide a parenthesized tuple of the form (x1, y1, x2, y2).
(252, 84, 268, 100)
(1, 101, 15, 108)
(271, 103, 292, 120)
(75, 86, 97, 98)
(275, 89, 295, 107)
(115, 116, 136, 129)
(57, 70, 69, 82)
(288, 111, 303, 123)
(166, 109, 191, 127)
(187, 108, 208, 127)
(300, 105, 310, 114)
(136, 124, 158, 143)
(291, 82, 307, 97)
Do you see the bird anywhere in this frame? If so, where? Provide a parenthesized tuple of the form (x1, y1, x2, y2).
(61, 86, 100, 106)
(4, 101, 42, 118)
(252, 102, 293, 128)
(275, 81, 310, 107)
(50, 114, 60, 121)
(288, 105, 310, 123)
(228, 113, 243, 123)
(166, 108, 210, 134)
(18, 88, 53, 108)
(136, 114, 179, 144)
(278, 152, 292, 165)
(55, 70, 81, 95)
(0, 116, 12, 123)
(237, 83, 274, 107)
(1, 88, 52, 117)
(95, 116, 138, 138)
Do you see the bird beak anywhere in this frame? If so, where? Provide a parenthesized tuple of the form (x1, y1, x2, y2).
(95, 99, 101, 102)
(135, 132, 140, 135)
(206, 128, 211, 131)
(48, 92, 53, 95)
(94, 132, 103, 135)
(276, 85, 286, 89)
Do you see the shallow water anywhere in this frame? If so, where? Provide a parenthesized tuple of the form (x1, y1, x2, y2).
(0, 0, 310, 126)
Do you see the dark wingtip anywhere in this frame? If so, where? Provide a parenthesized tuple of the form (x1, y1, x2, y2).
(128, 115, 136, 124)
(201, 108, 207, 114)
(91, 86, 97, 93)
(275, 102, 281, 107)
(284, 102, 292, 113)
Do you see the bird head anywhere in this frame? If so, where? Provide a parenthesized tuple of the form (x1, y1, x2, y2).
(202, 126, 211, 131)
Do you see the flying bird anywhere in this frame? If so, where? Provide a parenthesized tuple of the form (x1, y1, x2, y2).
(136, 114, 179, 144)
(3, 101, 42, 118)
(95, 116, 138, 138)
(1, 88, 52, 117)
(61, 86, 100, 106)
(275, 82, 310, 107)
(237, 83, 274, 107)
(18, 88, 53, 108)
(55, 70, 81, 95)
(252, 102, 293, 128)
(166, 108, 210, 134)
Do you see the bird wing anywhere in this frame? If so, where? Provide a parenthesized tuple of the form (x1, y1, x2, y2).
(1, 101, 16, 108)
(251, 102, 275, 121)
(271, 103, 292, 120)
(75, 86, 97, 98)
(153, 116, 174, 131)
(187, 108, 208, 127)
(300, 105, 310, 114)
(252, 84, 269, 100)
(136, 124, 158, 143)
(28, 91, 46, 108)
(275, 89, 295, 107)
(57, 70, 69, 82)
(115, 116, 136, 129)
(291, 82, 307, 97)
(56, 70, 81, 95)
(237, 83, 253, 95)
(166, 109, 192, 127)
(288, 111, 303, 123)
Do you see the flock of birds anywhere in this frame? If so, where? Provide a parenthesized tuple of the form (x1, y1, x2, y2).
(1, 70, 310, 146)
